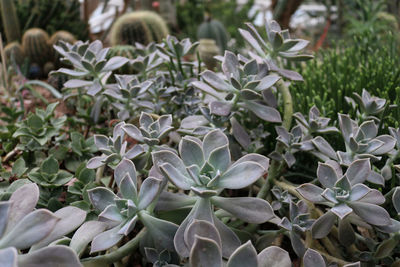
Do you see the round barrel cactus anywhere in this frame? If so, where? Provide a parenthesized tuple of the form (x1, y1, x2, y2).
(110, 11, 169, 46)
(4, 41, 24, 66)
(22, 28, 51, 67)
(197, 18, 228, 53)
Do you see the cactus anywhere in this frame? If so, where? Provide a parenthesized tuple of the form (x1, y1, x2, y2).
(22, 28, 51, 67)
(110, 11, 169, 46)
(4, 41, 24, 66)
(197, 17, 228, 53)
(107, 45, 137, 74)
(198, 39, 220, 70)
(0, 0, 21, 43)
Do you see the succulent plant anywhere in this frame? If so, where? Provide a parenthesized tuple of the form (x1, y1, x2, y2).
(193, 51, 282, 123)
(0, 183, 85, 267)
(0, 0, 21, 43)
(87, 121, 145, 170)
(12, 102, 66, 151)
(28, 156, 73, 188)
(107, 45, 137, 75)
(152, 129, 274, 257)
(297, 159, 391, 244)
(303, 249, 360, 267)
(346, 89, 387, 120)
(22, 28, 51, 67)
(293, 106, 339, 135)
(4, 41, 25, 66)
(85, 158, 177, 253)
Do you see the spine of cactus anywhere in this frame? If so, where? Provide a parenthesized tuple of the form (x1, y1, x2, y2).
(197, 17, 228, 53)
(4, 42, 25, 66)
(0, 0, 21, 43)
(22, 28, 51, 67)
(107, 45, 136, 74)
(110, 11, 169, 46)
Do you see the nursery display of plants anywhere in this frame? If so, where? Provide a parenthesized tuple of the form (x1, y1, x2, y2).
(1, 4, 400, 267)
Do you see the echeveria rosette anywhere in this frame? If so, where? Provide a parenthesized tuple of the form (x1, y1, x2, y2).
(152, 129, 275, 257)
(293, 106, 339, 136)
(346, 89, 387, 120)
(278, 200, 314, 257)
(336, 114, 396, 166)
(87, 121, 145, 169)
(28, 156, 73, 188)
(0, 183, 85, 267)
(87, 158, 178, 253)
(239, 20, 313, 81)
(193, 51, 282, 124)
(103, 75, 154, 120)
(297, 159, 391, 244)
(53, 40, 129, 97)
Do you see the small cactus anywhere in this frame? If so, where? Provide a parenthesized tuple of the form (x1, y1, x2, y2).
(22, 28, 51, 67)
(0, 0, 21, 43)
(111, 11, 169, 46)
(197, 17, 228, 53)
(4, 41, 25, 66)
(107, 45, 136, 74)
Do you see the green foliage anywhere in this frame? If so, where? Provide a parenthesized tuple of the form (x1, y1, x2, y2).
(290, 33, 400, 127)
(110, 11, 169, 46)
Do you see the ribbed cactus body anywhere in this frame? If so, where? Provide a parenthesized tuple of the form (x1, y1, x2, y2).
(111, 11, 169, 46)
(197, 19, 228, 53)
(22, 28, 51, 67)
(107, 45, 136, 74)
(0, 0, 21, 43)
(4, 41, 25, 66)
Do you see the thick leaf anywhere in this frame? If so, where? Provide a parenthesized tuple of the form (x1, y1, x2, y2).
(202, 129, 229, 160)
(349, 202, 391, 226)
(227, 240, 258, 267)
(303, 249, 325, 267)
(231, 117, 251, 149)
(86, 155, 106, 169)
(209, 101, 232, 116)
(190, 236, 222, 267)
(213, 216, 241, 258)
(211, 161, 264, 189)
(90, 225, 123, 253)
(5, 183, 39, 234)
(179, 137, 205, 167)
(331, 203, 352, 220)
(184, 220, 221, 250)
(243, 101, 282, 123)
(346, 159, 370, 185)
(338, 218, 355, 246)
(254, 75, 280, 91)
(31, 206, 86, 250)
(114, 158, 137, 186)
(0, 209, 59, 250)
(393, 187, 400, 214)
(211, 196, 274, 223)
(222, 51, 240, 81)
(138, 177, 162, 210)
(88, 187, 117, 212)
(374, 238, 399, 259)
(317, 162, 338, 188)
(0, 202, 10, 237)
(257, 246, 291, 267)
(119, 174, 138, 201)
(18, 246, 81, 267)
(296, 184, 325, 202)
(232, 153, 269, 171)
(160, 163, 194, 190)
(311, 211, 336, 239)
(70, 221, 108, 256)
(102, 56, 129, 71)
(201, 70, 230, 92)
(208, 145, 231, 173)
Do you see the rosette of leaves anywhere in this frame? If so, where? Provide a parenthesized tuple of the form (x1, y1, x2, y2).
(293, 106, 339, 136)
(28, 156, 73, 188)
(152, 129, 274, 257)
(345, 89, 387, 121)
(53, 40, 130, 96)
(270, 125, 302, 167)
(87, 122, 145, 169)
(85, 158, 178, 253)
(67, 164, 96, 212)
(12, 102, 66, 151)
(103, 75, 154, 121)
(303, 249, 360, 267)
(336, 114, 396, 165)
(278, 200, 314, 257)
(0, 183, 85, 267)
(297, 159, 391, 245)
(270, 186, 294, 210)
(187, 220, 292, 267)
(239, 20, 313, 81)
(64, 132, 97, 172)
(193, 52, 281, 122)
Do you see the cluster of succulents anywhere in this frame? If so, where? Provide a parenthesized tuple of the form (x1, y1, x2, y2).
(1, 17, 400, 267)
